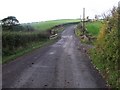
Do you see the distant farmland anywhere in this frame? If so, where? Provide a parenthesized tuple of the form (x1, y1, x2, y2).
(30, 19, 80, 31)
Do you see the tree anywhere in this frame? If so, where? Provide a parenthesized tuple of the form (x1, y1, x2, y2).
(1, 16, 20, 31)
(1, 16, 19, 26)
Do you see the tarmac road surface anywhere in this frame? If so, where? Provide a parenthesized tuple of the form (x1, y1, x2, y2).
(2, 25, 107, 88)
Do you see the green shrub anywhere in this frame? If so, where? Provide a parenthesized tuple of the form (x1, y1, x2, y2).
(90, 7, 119, 88)
(2, 31, 49, 56)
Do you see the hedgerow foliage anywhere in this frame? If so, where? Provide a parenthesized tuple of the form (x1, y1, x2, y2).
(90, 7, 119, 88)
(2, 31, 49, 56)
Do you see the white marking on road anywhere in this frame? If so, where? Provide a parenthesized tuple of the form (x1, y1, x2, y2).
(62, 36, 73, 38)
(49, 51, 56, 55)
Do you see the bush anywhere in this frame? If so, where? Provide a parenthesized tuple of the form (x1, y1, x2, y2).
(90, 7, 119, 88)
(2, 31, 49, 56)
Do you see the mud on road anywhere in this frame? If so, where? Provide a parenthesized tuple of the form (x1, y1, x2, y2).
(3, 25, 107, 88)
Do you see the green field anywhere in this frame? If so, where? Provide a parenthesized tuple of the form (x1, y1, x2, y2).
(30, 19, 80, 31)
(86, 21, 102, 36)
(75, 21, 102, 44)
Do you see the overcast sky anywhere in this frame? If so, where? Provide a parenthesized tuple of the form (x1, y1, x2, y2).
(0, 0, 119, 23)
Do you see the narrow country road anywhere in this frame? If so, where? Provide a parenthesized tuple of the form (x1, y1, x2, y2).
(3, 25, 107, 88)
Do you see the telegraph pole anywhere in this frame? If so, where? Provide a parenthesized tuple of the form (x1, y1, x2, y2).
(83, 8, 85, 34)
